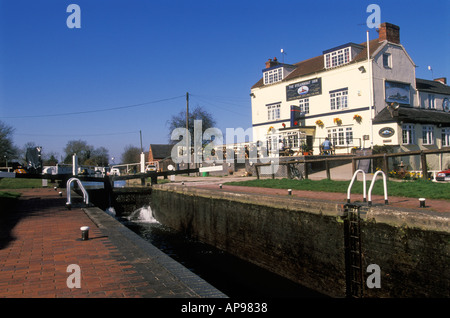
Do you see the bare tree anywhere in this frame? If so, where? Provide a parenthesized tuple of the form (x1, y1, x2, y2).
(121, 145, 141, 164)
(0, 120, 18, 162)
(167, 106, 216, 146)
(63, 140, 109, 166)
(63, 140, 93, 164)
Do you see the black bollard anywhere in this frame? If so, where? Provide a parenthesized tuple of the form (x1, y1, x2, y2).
(80, 226, 90, 240)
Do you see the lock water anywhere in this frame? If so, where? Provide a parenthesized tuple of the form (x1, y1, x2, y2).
(115, 205, 326, 298)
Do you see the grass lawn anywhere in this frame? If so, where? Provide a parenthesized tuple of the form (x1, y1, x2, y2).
(0, 178, 43, 189)
(0, 191, 21, 199)
(0, 178, 41, 212)
(225, 178, 450, 201)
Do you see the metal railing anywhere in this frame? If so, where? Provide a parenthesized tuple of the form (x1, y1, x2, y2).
(351, 148, 450, 180)
(66, 177, 89, 208)
(347, 169, 367, 203)
(347, 169, 388, 207)
(367, 170, 388, 207)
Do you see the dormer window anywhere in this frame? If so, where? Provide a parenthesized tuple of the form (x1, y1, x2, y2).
(262, 57, 296, 86)
(323, 43, 363, 69)
(325, 48, 350, 68)
(264, 67, 283, 85)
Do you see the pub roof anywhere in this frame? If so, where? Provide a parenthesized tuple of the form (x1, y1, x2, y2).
(251, 39, 384, 89)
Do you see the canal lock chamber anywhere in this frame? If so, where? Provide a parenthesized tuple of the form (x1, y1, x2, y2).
(150, 184, 450, 298)
(87, 187, 328, 297)
(86, 186, 450, 298)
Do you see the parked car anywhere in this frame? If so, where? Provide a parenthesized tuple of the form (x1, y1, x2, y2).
(436, 169, 450, 181)
(145, 163, 158, 172)
(42, 166, 56, 175)
(110, 168, 120, 176)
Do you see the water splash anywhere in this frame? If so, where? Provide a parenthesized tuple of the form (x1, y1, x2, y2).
(105, 207, 116, 217)
(127, 206, 159, 223)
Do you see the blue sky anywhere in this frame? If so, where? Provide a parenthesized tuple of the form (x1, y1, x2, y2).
(1, 0, 449, 162)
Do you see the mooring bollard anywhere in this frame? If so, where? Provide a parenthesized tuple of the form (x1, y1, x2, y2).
(80, 226, 90, 241)
(419, 198, 426, 208)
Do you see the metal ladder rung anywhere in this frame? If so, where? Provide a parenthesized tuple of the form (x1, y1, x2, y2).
(66, 177, 89, 206)
(344, 203, 364, 298)
(347, 169, 367, 204)
(368, 170, 389, 206)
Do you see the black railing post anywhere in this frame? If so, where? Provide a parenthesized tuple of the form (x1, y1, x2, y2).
(325, 158, 330, 180)
(421, 151, 428, 180)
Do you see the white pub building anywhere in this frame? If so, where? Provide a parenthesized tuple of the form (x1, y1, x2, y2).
(250, 22, 450, 169)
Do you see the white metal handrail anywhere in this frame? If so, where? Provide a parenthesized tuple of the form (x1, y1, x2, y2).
(66, 177, 89, 206)
(347, 169, 367, 203)
(368, 170, 388, 206)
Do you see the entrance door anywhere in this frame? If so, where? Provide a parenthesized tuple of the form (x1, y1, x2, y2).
(306, 135, 313, 153)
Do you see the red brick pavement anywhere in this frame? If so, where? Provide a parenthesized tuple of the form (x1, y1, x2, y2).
(0, 188, 152, 298)
(0, 188, 224, 299)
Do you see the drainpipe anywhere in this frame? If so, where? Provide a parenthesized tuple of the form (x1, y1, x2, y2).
(367, 31, 374, 150)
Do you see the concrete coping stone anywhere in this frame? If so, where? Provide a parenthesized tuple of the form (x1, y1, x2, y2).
(154, 183, 346, 217)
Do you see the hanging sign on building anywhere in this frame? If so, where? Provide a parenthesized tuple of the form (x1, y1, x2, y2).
(286, 78, 322, 101)
(385, 81, 410, 105)
(378, 127, 395, 138)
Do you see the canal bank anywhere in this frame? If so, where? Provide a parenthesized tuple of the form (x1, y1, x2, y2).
(150, 183, 450, 298)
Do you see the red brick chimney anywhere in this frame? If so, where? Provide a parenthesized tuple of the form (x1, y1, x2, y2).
(434, 77, 447, 85)
(265, 57, 280, 69)
(378, 22, 400, 44)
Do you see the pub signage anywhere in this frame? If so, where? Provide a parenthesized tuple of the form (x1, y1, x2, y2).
(286, 78, 322, 101)
(378, 127, 395, 138)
